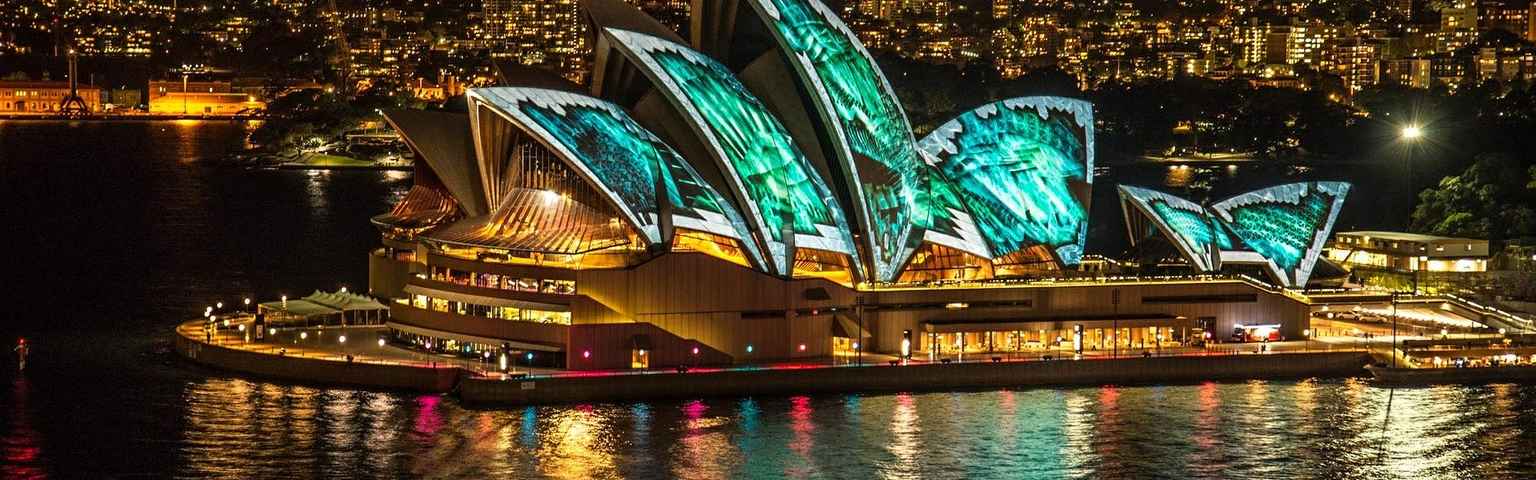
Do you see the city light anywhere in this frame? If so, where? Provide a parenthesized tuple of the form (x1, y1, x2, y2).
(1400, 125, 1423, 140)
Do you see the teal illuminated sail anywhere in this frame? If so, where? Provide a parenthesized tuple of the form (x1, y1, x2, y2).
(1211, 182, 1350, 287)
(466, 87, 767, 271)
(920, 97, 1094, 266)
(603, 27, 858, 276)
(1119, 182, 1351, 287)
(1118, 184, 1223, 271)
(745, 0, 926, 281)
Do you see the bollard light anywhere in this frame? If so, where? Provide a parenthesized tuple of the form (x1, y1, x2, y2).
(746, 344, 754, 353)
(378, 338, 386, 347)
(300, 332, 308, 340)
(338, 335, 346, 344)
(798, 343, 807, 352)
(582, 350, 591, 359)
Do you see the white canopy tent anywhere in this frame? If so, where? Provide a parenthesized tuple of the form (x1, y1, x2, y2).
(258, 290, 391, 326)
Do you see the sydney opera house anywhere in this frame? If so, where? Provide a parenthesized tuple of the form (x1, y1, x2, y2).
(366, 0, 1350, 370)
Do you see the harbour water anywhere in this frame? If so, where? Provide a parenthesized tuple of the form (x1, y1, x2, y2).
(0, 121, 1525, 479)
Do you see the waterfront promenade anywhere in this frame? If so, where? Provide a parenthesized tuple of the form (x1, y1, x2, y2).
(175, 317, 1381, 404)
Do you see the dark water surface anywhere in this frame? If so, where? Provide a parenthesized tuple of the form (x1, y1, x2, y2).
(0, 121, 1530, 479)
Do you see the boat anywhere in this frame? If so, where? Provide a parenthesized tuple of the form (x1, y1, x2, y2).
(1366, 364, 1536, 385)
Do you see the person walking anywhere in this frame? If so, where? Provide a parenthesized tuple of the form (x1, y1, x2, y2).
(14, 339, 29, 372)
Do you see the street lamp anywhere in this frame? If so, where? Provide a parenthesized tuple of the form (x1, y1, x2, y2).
(1399, 124, 1424, 226)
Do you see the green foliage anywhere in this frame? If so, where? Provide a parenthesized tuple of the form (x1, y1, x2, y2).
(1410, 154, 1536, 242)
(249, 83, 418, 151)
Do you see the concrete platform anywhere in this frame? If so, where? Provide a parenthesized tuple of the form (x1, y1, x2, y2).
(174, 320, 1373, 403)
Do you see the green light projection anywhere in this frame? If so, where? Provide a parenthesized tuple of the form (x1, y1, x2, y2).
(1148, 199, 1231, 253)
(749, 0, 925, 281)
(1118, 184, 1221, 272)
(605, 28, 857, 275)
(1121, 182, 1350, 287)
(470, 87, 766, 270)
(1212, 182, 1350, 285)
(921, 98, 1092, 266)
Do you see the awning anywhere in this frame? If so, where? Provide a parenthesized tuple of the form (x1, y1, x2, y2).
(923, 314, 1195, 333)
(833, 314, 872, 339)
(303, 290, 389, 311)
(403, 284, 569, 312)
(387, 321, 563, 352)
(258, 300, 340, 317)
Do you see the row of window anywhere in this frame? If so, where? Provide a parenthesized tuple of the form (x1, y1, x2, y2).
(428, 265, 576, 295)
(1336, 236, 1477, 252)
(400, 294, 572, 325)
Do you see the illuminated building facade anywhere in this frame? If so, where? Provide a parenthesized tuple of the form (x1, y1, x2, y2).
(0, 81, 103, 113)
(1327, 231, 1490, 274)
(368, 0, 1326, 370)
(1119, 182, 1351, 288)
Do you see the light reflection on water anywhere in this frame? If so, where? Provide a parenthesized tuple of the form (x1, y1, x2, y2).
(156, 377, 1536, 479)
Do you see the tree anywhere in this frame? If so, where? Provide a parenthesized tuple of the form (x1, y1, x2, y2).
(1410, 153, 1536, 242)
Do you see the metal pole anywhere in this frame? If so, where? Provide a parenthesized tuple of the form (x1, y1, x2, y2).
(856, 296, 863, 366)
(1112, 289, 1121, 358)
(1391, 292, 1399, 368)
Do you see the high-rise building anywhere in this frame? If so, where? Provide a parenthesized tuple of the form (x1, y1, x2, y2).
(482, 0, 589, 83)
(1328, 39, 1381, 93)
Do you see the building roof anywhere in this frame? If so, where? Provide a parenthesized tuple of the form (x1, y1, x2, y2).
(424, 188, 634, 254)
(601, 26, 860, 275)
(1119, 182, 1351, 288)
(1336, 231, 1485, 244)
(383, 109, 488, 216)
(0, 81, 99, 89)
(921, 97, 1095, 268)
(375, 0, 1133, 286)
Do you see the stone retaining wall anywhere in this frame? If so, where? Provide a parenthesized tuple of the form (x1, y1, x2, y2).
(460, 352, 1371, 405)
(174, 329, 464, 392)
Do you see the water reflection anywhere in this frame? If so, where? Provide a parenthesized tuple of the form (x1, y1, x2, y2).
(3, 377, 46, 480)
(880, 393, 921, 479)
(145, 376, 1536, 479)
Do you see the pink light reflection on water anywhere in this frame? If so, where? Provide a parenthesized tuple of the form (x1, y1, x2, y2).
(413, 395, 442, 440)
(785, 395, 817, 478)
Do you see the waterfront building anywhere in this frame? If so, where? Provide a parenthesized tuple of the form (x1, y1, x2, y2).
(1326, 231, 1493, 292)
(1329, 231, 1490, 274)
(0, 80, 102, 113)
(367, 0, 1342, 370)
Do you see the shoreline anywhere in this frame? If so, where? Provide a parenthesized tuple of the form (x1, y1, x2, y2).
(173, 320, 1374, 404)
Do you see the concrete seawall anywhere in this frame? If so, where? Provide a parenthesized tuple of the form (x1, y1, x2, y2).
(173, 330, 465, 392)
(460, 352, 1372, 406)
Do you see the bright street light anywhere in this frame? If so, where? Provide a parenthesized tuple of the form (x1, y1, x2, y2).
(1401, 125, 1423, 140)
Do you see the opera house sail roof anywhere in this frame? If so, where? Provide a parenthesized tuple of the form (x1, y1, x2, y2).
(1118, 182, 1351, 287)
(372, 0, 1392, 289)
(919, 97, 1095, 269)
(599, 26, 860, 276)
